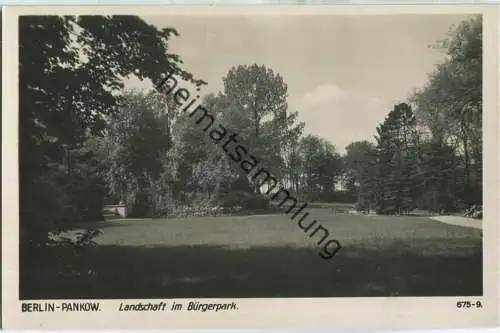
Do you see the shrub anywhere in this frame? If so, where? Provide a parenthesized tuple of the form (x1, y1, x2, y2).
(464, 204, 483, 219)
(220, 190, 269, 211)
(129, 193, 152, 218)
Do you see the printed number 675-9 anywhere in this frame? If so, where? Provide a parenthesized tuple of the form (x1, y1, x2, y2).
(456, 301, 483, 308)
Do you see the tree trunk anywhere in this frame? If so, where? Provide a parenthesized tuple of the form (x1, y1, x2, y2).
(462, 130, 471, 206)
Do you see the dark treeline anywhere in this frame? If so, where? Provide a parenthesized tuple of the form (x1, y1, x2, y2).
(20, 15, 482, 250)
(350, 15, 482, 215)
(310, 15, 482, 215)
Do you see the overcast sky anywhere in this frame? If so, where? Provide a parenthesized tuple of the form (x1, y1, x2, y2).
(124, 14, 470, 153)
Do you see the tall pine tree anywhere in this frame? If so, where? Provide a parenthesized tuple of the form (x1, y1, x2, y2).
(374, 103, 419, 214)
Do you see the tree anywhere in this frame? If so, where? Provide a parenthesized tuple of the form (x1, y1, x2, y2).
(411, 15, 482, 206)
(164, 92, 244, 208)
(297, 135, 341, 201)
(99, 90, 172, 217)
(166, 64, 304, 209)
(374, 103, 420, 214)
(343, 141, 377, 211)
(19, 15, 199, 246)
(220, 64, 304, 191)
(222, 64, 288, 140)
(415, 139, 459, 212)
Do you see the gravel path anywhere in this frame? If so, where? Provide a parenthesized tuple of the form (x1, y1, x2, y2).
(429, 215, 482, 230)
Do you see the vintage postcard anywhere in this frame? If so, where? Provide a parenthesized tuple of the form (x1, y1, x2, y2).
(2, 4, 499, 330)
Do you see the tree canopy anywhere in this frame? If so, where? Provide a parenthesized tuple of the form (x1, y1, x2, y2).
(19, 15, 200, 246)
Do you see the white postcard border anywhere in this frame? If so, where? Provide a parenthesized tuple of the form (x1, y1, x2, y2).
(2, 4, 499, 330)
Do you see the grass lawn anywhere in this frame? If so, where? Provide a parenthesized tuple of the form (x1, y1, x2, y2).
(20, 208, 482, 299)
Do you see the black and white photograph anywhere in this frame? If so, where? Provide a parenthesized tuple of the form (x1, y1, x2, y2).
(2, 4, 499, 330)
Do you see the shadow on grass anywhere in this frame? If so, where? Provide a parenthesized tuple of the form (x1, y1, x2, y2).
(20, 242, 482, 300)
(72, 220, 149, 230)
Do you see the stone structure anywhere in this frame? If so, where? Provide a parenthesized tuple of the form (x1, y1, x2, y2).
(103, 204, 128, 218)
